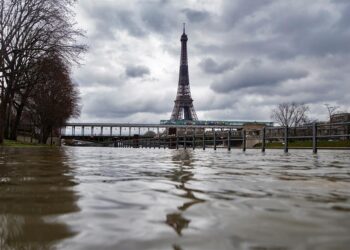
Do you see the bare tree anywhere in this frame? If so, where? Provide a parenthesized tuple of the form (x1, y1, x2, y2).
(10, 59, 42, 139)
(271, 102, 310, 127)
(28, 53, 80, 144)
(324, 103, 340, 135)
(0, 0, 86, 143)
(324, 103, 339, 122)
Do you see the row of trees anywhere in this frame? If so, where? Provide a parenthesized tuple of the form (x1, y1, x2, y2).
(0, 0, 86, 144)
(271, 102, 342, 127)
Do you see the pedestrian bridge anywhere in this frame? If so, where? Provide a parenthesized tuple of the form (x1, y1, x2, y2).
(61, 122, 244, 138)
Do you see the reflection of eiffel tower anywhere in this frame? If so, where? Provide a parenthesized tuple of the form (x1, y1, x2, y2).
(170, 24, 198, 121)
(165, 150, 205, 236)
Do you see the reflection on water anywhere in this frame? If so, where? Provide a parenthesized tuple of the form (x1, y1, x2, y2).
(1, 147, 350, 249)
(166, 151, 205, 236)
(0, 148, 79, 250)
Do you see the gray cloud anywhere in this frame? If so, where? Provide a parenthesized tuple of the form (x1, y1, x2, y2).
(221, 0, 273, 28)
(82, 88, 173, 120)
(211, 59, 308, 93)
(140, 1, 178, 34)
(82, 3, 146, 38)
(125, 65, 150, 78)
(199, 58, 237, 74)
(182, 9, 210, 23)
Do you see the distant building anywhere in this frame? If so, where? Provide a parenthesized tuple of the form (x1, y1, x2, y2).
(331, 113, 350, 123)
(330, 113, 350, 139)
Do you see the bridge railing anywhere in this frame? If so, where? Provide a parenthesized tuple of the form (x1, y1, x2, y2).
(61, 121, 350, 153)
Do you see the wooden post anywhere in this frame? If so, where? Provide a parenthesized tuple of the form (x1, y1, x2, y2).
(262, 127, 266, 153)
(193, 128, 196, 150)
(119, 127, 122, 137)
(158, 127, 160, 149)
(312, 122, 317, 154)
(129, 127, 131, 137)
(227, 130, 231, 151)
(72, 126, 76, 136)
(91, 126, 94, 136)
(213, 128, 216, 150)
(100, 126, 103, 137)
(242, 130, 246, 152)
(164, 128, 167, 149)
(82, 126, 85, 136)
(110, 127, 113, 137)
(184, 128, 187, 149)
(203, 129, 206, 150)
(284, 126, 289, 153)
(176, 129, 179, 150)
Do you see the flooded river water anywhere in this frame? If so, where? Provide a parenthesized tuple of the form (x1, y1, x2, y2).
(0, 147, 350, 250)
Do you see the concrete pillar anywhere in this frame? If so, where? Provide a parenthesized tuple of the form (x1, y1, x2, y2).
(243, 130, 246, 152)
(227, 130, 231, 151)
(312, 122, 317, 154)
(284, 126, 289, 153)
(262, 127, 266, 153)
(193, 128, 196, 150)
(203, 129, 206, 150)
(213, 128, 216, 150)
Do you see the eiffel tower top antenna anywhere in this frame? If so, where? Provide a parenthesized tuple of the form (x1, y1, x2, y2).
(183, 23, 186, 33)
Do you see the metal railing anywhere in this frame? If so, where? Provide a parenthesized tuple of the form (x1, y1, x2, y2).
(61, 121, 350, 153)
(111, 122, 350, 154)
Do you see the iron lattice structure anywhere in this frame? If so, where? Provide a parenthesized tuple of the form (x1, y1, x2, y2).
(170, 25, 198, 121)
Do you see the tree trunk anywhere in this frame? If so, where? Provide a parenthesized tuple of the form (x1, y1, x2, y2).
(5, 102, 11, 139)
(10, 104, 25, 140)
(41, 126, 51, 144)
(0, 92, 10, 144)
(0, 102, 6, 144)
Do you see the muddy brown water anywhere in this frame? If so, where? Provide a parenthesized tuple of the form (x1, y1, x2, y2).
(0, 147, 350, 250)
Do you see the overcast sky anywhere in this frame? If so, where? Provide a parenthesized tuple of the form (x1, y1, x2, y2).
(72, 0, 350, 123)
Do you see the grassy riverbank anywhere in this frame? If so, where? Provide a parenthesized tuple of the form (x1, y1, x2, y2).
(255, 140, 350, 149)
(1, 140, 50, 148)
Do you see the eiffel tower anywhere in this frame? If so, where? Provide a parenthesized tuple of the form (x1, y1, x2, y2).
(170, 24, 198, 121)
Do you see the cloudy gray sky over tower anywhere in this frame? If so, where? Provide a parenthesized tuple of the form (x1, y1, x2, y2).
(73, 0, 350, 123)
